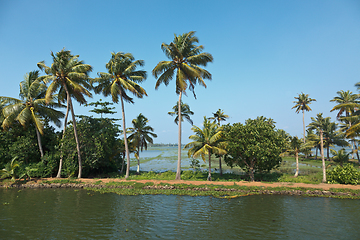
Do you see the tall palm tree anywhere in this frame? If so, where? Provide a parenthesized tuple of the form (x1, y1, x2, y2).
(308, 113, 327, 183)
(185, 117, 226, 181)
(330, 90, 360, 159)
(92, 52, 147, 179)
(128, 113, 157, 173)
(292, 93, 316, 144)
(168, 101, 194, 125)
(37, 49, 92, 178)
(208, 109, 229, 176)
(153, 31, 213, 180)
(1, 70, 64, 158)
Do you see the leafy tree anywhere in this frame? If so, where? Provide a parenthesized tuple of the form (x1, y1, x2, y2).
(38, 49, 92, 178)
(308, 113, 327, 183)
(208, 109, 229, 176)
(153, 31, 213, 180)
(61, 116, 123, 177)
(292, 93, 316, 144)
(168, 101, 194, 125)
(224, 118, 286, 182)
(127, 113, 157, 173)
(1, 70, 64, 158)
(185, 117, 226, 181)
(92, 52, 147, 179)
(86, 99, 116, 118)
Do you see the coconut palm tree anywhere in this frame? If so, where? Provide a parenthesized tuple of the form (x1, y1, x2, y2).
(308, 113, 327, 183)
(185, 117, 226, 181)
(37, 49, 92, 178)
(153, 31, 213, 180)
(208, 109, 229, 176)
(1, 70, 64, 158)
(288, 136, 303, 177)
(322, 119, 349, 160)
(292, 93, 316, 144)
(128, 113, 157, 173)
(92, 52, 147, 179)
(168, 101, 194, 125)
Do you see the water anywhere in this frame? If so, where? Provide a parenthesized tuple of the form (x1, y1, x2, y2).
(1, 188, 360, 239)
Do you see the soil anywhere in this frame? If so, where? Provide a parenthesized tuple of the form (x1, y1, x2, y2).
(37, 178, 360, 190)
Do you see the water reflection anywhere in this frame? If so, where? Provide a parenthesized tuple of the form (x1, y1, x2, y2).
(1, 189, 360, 239)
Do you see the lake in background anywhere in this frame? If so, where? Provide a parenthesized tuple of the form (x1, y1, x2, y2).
(1, 188, 360, 239)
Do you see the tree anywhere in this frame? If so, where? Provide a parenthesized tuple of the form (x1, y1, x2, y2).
(287, 136, 303, 177)
(330, 149, 350, 167)
(1, 70, 64, 158)
(127, 113, 157, 174)
(168, 101, 194, 125)
(38, 49, 92, 178)
(153, 31, 213, 180)
(85, 99, 116, 118)
(308, 113, 327, 183)
(292, 93, 316, 144)
(208, 109, 229, 176)
(185, 117, 226, 181)
(322, 119, 349, 160)
(92, 52, 147, 179)
(224, 118, 286, 182)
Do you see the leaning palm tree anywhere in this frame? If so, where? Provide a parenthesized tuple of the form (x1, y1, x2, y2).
(208, 109, 229, 176)
(2, 71, 64, 158)
(292, 93, 316, 144)
(185, 117, 226, 181)
(308, 113, 327, 183)
(168, 101, 194, 125)
(37, 49, 92, 178)
(153, 31, 213, 180)
(92, 52, 147, 179)
(128, 113, 157, 173)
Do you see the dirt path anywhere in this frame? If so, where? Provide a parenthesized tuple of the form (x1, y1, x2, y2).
(40, 178, 360, 190)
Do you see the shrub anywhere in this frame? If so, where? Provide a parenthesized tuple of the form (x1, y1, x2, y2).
(327, 164, 360, 185)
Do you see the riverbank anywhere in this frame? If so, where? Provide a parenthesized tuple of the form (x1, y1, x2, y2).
(1, 178, 360, 199)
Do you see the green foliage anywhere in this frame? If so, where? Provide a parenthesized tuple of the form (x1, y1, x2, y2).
(61, 116, 123, 177)
(224, 118, 286, 181)
(330, 149, 350, 166)
(0, 157, 20, 181)
(190, 158, 200, 170)
(327, 164, 360, 185)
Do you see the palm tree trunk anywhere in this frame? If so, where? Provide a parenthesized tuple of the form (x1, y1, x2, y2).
(35, 127, 44, 158)
(208, 152, 212, 181)
(57, 98, 70, 178)
(121, 95, 131, 179)
(175, 92, 182, 180)
(353, 141, 360, 164)
(320, 130, 326, 183)
(120, 152, 125, 174)
(294, 151, 299, 177)
(315, 146, 318, 160)
(219, 156, 222, 176)
(63, 84, 82, 179)
(327, 145, 330, 160)
(137, 146, 140, 174)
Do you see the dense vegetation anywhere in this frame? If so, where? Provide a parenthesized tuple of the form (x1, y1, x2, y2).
(1, 31, 360, 185)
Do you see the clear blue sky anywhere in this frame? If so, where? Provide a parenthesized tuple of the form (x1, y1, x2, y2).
(1, 0, 359, 144)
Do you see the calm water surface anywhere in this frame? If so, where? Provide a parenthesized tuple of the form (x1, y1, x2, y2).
(1, 188, 360, 239)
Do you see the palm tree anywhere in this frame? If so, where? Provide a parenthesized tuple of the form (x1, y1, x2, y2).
(153, 31, 213, 180)
(37, 49, 92, 178)
(2, 70, 64, 158)
(92, 52, 147, 179)
(330, 90, 360, 159)
(322, 119, 349, 160)
(185, 117, 226, 181)
(168, 101, 194, 125)
(128, 113, 157, 173)
(208, 109, 229, 176)
(288, 136, 303, 177)
(208, 109, 229, 125)
(308, 113, 327, 183)
(292, 93, 316, 144)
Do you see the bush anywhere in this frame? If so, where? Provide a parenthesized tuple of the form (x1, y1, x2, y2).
(327, 164, 360, 185)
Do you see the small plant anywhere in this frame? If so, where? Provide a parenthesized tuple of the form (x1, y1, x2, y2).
(19, 166, 38, 180)
(327, 164, 360, 185)
(190, 158, 200, 170)
(0, 157, 20, 181)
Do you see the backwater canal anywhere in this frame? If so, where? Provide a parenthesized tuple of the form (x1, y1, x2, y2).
(1, 188, 360, 239)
